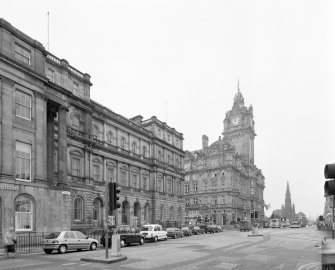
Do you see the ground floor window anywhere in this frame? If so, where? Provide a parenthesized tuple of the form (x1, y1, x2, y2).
(15, 195, 33, 231)
(74, 197, 83, 221)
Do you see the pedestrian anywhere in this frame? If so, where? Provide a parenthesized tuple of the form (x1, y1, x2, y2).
(4, 228, 16, 258)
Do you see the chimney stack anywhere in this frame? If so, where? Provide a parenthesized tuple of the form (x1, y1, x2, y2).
(202, 135, 209, 149)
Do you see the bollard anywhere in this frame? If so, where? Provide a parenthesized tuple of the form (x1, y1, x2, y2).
(321, 238, 335, 269)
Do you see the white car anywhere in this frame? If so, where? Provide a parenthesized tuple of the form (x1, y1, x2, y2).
(140, 224, 167, 242)
(42, 231, 98, 254)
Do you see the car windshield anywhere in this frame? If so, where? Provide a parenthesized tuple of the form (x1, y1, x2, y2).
(45, 232, 61, 239)
(167, 228, 176, 231)
(141, 226, 153, 231)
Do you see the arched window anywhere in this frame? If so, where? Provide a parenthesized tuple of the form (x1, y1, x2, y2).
(120, 137, 126, 149)
(142, 146, 147, 157)
(169, 206, 174, 220)
(132, 142, 136, 153)
(93, 199, 102, 221)
(15, 195, 33, 231)
(74, 197, 83, 221)
(107, 131, 114, 145)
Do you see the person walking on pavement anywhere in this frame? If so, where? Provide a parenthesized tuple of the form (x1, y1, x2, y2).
(4, 228, 16, 258)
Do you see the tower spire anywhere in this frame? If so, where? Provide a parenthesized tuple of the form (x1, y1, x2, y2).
(237, 78, 240, 92)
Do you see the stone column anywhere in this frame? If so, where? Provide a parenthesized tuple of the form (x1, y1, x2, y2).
(57, 105, 68, 186)
(35, 93, 47, 182)
(47, 106, 57, 185)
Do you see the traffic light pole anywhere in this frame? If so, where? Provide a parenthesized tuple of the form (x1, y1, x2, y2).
(105, 181, 109, 259)
(333, 195, 334, 240)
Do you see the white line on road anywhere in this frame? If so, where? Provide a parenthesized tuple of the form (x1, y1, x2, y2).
(62, 262, 78, 266)
(80, 263, 92, 266)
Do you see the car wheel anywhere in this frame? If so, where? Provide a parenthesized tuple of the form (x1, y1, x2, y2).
(44, 249, 52, 254)
(120, 239, 126, 248)
(164, 236, 167, 241)
(140, 238, 144, 245)
(58, 245, 67, 254)
(90, 242, 97, 251)
(181, 234, 184, 238)
(154, 236, 158, 242)
(173, 234, 176, 239)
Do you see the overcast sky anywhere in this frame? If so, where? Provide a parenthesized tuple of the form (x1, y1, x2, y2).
(2, 0, 335, 220)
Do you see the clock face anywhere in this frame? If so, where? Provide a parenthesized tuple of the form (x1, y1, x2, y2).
(232, 116, 240, 126)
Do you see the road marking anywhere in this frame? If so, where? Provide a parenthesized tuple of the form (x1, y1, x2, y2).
(80, 263, 92, 266)
(62, 262, 78, 266)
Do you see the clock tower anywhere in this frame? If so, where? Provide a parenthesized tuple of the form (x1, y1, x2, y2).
(222, 85, 256, 164)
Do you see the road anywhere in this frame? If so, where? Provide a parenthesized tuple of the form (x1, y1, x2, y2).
(0, 226, 328, 270)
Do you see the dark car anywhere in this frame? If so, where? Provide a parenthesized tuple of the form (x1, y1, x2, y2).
(166, 228, 184, 239)
(100, 225, 144, 248)
(189, 226, 204, 235)
(204, 225, 219, 233)
(239, 220, 252, 231)
(181, 227, 192, 236)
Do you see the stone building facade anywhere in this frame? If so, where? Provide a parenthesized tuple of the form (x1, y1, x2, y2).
(184, 88, 265, 225)
(0, 18, 185, 235)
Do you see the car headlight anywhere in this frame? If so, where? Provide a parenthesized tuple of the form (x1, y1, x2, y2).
(52, 240, 59, 244)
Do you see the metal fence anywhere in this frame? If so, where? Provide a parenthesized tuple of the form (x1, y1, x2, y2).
(15, 232, 47, 253)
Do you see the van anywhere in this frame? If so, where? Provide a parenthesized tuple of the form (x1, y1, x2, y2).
(270, 219, 281, 228)
(140, 224, 167, 242)
(239, 220, 252, 231)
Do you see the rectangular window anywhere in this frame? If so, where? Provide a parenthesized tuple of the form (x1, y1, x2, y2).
(93, 165, 100, 181)
(15, 212, 33, 231)
(107, 167, 114, 182)
(167, 182, 172, 194)
(46, 68, 54, 82)
(15, 142, 31, 181)
(16, 91, 31, 120)
(142, 176, 148, 190)
(193, 185, 198, 192)
(132, 174, 138, 189)
(176, 184, 180, 195)
(185, 185, 189, 193)
(73, 82, 79, 95)
(15, 43, 31, 65)
(121, 171, 127, 186)
(72, 158, 80, 177)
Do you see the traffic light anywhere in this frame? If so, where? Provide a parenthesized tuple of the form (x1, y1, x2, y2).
(251, 211, 254, 219)
(255, 211, 258, 219)
(109, 182, 121, 211)
(324, 163, 335, 196)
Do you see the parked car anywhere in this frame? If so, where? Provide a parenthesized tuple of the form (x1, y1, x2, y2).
(189, 225, 205, 235)
(42, 231, 98, 254)
(282, 221, 290, 228)
(216, 225, 223, 232)
(100, 225, 144, 248)
(202, 225, 214, 233)
(166, 228, 184, 239)
(181, 227, 192, 237)
(140, 224, 167, 242)
(239, 220, 252, 231)
(263, 222, 270, 228)
(204, 225, 221, 233)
